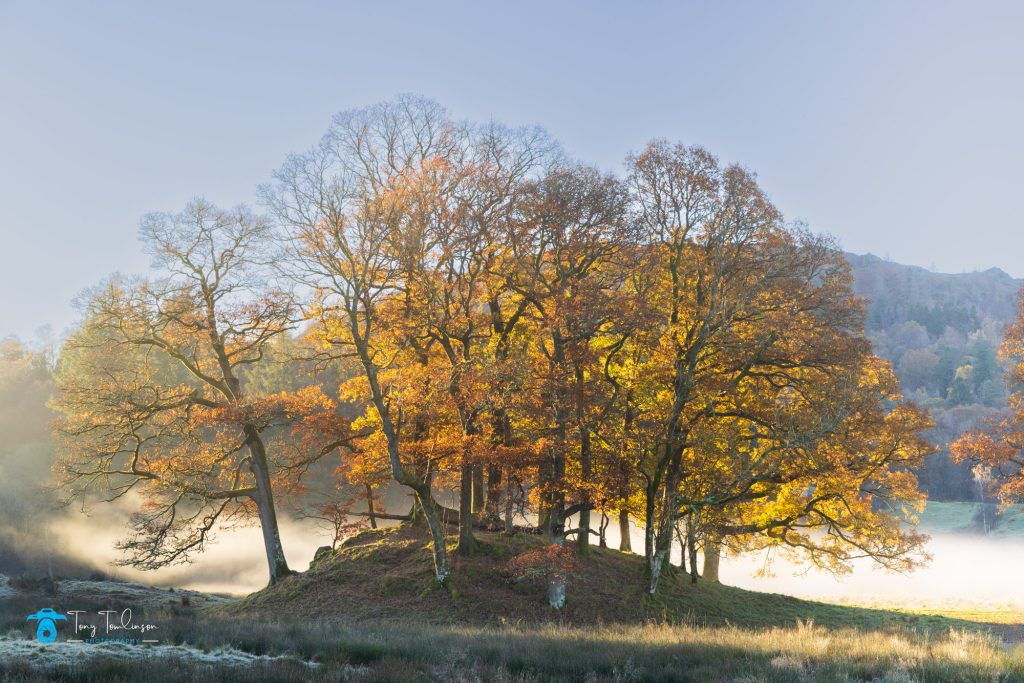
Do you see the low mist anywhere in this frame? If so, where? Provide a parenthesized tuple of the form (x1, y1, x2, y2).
(720, 533, 1024, 610)
(47, 499, 331, 594)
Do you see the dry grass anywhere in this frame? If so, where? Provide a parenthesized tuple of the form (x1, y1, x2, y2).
(3, 616, 1020, 682)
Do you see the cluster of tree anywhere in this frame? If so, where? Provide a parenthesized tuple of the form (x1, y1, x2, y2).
(846, 253, 1022, 501)
(953, 294, 1024, 507)
(869, 317, 1003, 409)
(51, 96, 935, 608)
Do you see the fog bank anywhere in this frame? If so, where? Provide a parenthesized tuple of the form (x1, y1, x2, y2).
(720, 532, 1024, 610)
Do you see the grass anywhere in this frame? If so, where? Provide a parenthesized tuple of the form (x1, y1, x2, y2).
(989, 505, 1024, 537)
(2, 614, 1022, 681)
(917, 501, 987, 534)
(5, 525, 1024, 680)
(918, 500, 1024, 537)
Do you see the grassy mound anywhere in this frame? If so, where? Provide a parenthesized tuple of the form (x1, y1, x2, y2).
(226, 526, 982, 633)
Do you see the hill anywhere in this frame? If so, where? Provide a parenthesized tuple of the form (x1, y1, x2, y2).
(846, 253, 1022, 501)
(228, 526, 989, 633)
(846, 252, 1021, 328)
(208, 526, 1024, 681)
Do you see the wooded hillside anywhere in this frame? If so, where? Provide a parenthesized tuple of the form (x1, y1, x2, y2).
(846, 252, 1021, 501)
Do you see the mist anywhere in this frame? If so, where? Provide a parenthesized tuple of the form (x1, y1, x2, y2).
(0, 339, 93, 576)
(719, 534, 1024, 610)
(47, 499, 331, 594)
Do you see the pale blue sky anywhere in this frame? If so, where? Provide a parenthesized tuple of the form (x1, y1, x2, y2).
(2, 1, 1022, 339)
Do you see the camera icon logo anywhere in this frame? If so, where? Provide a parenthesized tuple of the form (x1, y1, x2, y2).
(26, 608, 67, 643)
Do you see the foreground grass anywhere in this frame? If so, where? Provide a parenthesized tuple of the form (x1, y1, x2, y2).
(2, 615, 1024, 682)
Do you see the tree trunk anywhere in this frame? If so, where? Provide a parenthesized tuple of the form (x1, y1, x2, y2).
(673, 520, 686, 570)
(649, 529, 672, 593)
(471, 465, 486, 514)
(618, 510, 632, 553)
(245, 428, 290, 585)
(406, 494, 426, 528)
(648, 451, 681, 594)
(417, 488, 450, 584)
(503, 469, 515, 534)
(599, 512, 609, 548)
(364, 483, 377, 529)
(574, 363, 592, 553)
(547, 519, 568, 610)
(644, 478, 657, 565)
(703, 535, 721, 583)
(457, 462, 476, 555)
(686, 522, 699, 584)
(483, 465, 503, 525)
(576, 508, 592, 552)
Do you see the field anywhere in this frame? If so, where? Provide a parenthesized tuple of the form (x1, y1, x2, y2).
(3, 524, 1024, 681)
(916, 500, 1024, 538)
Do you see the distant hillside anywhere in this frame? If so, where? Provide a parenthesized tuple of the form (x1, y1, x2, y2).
(845, 253, 1022, 501)
(846, 253, 1021, 329)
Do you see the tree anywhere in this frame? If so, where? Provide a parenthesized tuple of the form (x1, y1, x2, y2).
(703, 358, 933, 578)
(625, 140, 932, 592)
(952, 289, 1024, 503)
(507, 163, 633, 606)
(265, 96, 464, 584)
(948, 366, 975, 405)
(397, 122, 556, 553)
(257, 98, 935, 605)
(897, 348, 939, 392)
(53, 200, 349, 585)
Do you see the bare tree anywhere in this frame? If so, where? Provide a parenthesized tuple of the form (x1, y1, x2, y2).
(53, 200, 348, 585)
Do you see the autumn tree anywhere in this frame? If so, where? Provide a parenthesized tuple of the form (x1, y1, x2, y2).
(384, 122, 555, 553)
(264, 96, 466, 584)
(693, 356, 933, 582)
(504, 164, 634, 606)
(952, 290, 1024, 502)
(625, 141, 932, 592)
(257, 97, 934, 604)
(53, 200, 350, 585)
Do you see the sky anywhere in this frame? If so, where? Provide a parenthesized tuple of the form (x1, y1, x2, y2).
(1, 0, 1022, 340)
